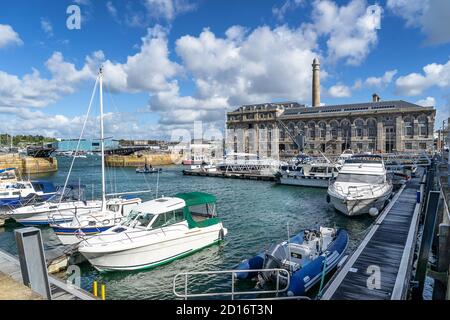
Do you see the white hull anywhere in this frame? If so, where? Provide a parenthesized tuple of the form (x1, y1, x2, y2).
(279, 176, 330, 188)
(80, 224, 226, 271)
(11, 202, 103, 225)
(329, 190, 391, 216)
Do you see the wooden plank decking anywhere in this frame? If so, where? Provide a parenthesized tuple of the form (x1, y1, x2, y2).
(321, 171, 425, 300)
(0, 249, 96, 300)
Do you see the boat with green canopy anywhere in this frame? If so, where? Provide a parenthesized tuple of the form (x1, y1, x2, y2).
(78, 192, 228, 271)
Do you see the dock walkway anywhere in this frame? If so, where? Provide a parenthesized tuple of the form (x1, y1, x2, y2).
(0, 249, 96, 300)
(321, 171, 425, 300)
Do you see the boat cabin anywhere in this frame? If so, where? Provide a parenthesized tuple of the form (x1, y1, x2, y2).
(121, 192, 220, 230)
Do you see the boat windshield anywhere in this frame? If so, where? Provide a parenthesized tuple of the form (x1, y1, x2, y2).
(336, 173, 384, 184)
(122, 210, 155, 228)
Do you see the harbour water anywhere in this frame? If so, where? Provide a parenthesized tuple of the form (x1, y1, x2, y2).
(0, 156, 373, 299)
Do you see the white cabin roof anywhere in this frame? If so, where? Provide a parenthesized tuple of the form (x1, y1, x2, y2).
(340, 162, 386, 175)
(133, 197, 186, 215)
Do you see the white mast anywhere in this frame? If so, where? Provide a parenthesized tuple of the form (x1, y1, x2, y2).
(99, 67, 107, 211)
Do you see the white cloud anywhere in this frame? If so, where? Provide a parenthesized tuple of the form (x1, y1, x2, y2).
(160, 25, 320, 124)
(144, 0, 196, 22)
(395, 59, 450, 96)
(106, 1, 118, 20)
(310, 0, 382, 65)
(387, 0, 450, 45)
(0, 52, 98, 110)
(102, 25, 181, 93)
(415, 96, 436, 107)
(40, 18, 53, 37)
(272, 0, 305, 21)
(365, 69, 397, 87)
(0, 24, 23, 48)
(328, 84, 351, 98)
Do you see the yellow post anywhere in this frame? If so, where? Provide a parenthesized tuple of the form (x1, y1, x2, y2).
(93, 281, 98, 297)
(101, 284, 106, 301)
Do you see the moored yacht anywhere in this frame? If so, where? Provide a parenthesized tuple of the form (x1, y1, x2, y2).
(327, 154, 393, 216)
(8, 185, 140, 226)
(278, 154, 341, 188)
(78, 192, 228, 271)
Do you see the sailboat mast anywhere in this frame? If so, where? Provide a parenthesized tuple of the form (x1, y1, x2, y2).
(99, 67, 107, 211)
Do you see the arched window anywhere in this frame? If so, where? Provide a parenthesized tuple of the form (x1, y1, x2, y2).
(418, 115, 428, 137)
(297, 122, 305, 136)
(367, 119, 377, 138)
(355, 119, 364, 138)
(308, 122, 316, 140)
(404, 116, 414, 138)
(330, 121, 339, 139)
(341, 120, 351, 141)
(319, 122, 327, 139)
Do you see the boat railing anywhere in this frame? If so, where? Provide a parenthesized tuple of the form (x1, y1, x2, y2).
(331, 182, 389, 198)
(173, 268, 290, 300)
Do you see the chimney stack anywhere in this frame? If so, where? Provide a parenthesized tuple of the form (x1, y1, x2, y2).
(372, 93, 380, 102)
(312, 58, 320, 107)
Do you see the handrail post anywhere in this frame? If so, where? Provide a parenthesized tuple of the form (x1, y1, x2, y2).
(231, 272, 235, 300)
(276, 270, 280, 297)
(184, 274, 188, 300)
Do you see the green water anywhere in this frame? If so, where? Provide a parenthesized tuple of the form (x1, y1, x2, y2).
(0, 156, 373, 299)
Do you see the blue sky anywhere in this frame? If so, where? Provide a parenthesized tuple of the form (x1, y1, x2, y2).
(0, 0, 449, 139)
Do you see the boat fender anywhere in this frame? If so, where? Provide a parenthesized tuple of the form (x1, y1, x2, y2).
(337, 255, 348, 268)
(219, 229, 225, 241)
(368, 207, 379, 217)
(326, 195, 330, 203)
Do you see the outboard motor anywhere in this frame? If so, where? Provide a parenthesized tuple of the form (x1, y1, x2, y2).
(260, 243, 289, 283)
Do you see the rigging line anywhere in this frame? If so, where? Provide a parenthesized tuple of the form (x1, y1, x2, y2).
(58, 77, 99, 206)
(104, 81, 153, 195)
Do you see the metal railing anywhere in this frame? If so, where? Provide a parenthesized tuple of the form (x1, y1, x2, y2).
(173, 268, 290, 300)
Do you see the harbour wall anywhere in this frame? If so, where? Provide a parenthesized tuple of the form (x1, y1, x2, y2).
(0, 154, 58, 174)
(105, 153, 180, 167)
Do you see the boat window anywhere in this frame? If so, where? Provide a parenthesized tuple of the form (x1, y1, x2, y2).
(32, 183, 43, 192)
(188, 203, 216, 217)
(122, 204, 135, 215)
(150, 209, 185, 229)
(336, 173, 384, 184)
(122, 210, 154, 228)
(12, 191, 20, 196)
(107, 204, 120, 212)
(0, 192, 8, 196)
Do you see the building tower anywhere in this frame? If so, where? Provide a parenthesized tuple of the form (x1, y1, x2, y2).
(312, 58, 320, 107)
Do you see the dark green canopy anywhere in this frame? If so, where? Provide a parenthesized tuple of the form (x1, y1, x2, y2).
(175, 192, 217, 206)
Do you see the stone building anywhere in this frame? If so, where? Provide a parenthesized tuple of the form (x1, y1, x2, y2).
(226, 59, 436, 158)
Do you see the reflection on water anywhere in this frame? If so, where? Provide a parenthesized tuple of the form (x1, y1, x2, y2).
(0, 156, 373, 299)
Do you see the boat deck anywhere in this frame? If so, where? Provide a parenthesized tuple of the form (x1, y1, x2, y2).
(0, 249, 96, 300)
(321, 169, 425, 300)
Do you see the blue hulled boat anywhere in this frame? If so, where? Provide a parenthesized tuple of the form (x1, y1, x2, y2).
(0, 180, 58, 207)
(235, 227, 348, 297)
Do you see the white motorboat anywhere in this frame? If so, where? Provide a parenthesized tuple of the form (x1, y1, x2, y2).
(327, 154, 393, 216)
(78, 192, 228, 272)
(51, 197, 142, 245)
(0, 180, 58, 207)
(337, 149, 354, 165)
(50, 67, 142, 245)
(8, 185, 140, 226)
(278, 154, 341, 188)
